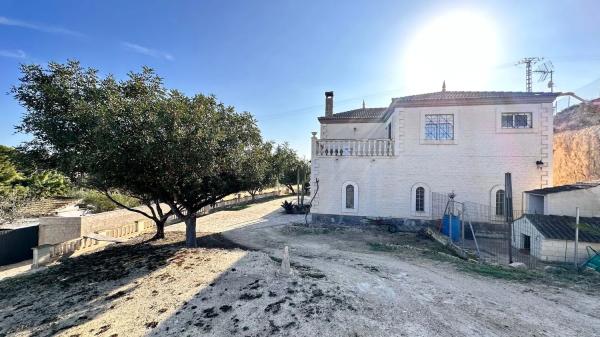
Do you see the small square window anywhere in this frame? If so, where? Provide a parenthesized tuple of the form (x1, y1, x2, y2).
(502, 113, 532, 128)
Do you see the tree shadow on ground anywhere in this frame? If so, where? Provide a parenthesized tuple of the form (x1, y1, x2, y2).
(0, 231, 251, 337)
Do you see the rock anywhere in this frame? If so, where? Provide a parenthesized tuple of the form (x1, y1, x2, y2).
(509, 262, 527, 270)
(279, 246, 292, 276)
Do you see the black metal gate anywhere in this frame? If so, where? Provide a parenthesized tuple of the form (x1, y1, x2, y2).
(0, 225, 39, 266)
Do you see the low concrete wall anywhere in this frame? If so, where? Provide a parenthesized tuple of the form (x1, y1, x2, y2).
(540, 239, 600, 264)
(39, 204, 168, 245)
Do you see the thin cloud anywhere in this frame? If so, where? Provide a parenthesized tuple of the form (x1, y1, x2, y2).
(121, 42, 174, 61)
(0, 49, 26, 58)
(0, 16, 84, 37)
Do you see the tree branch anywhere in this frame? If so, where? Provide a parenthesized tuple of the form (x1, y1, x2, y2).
(103, 191, 158, 222)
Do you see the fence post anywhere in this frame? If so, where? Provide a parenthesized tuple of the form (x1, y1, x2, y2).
(505, 172, 514, 264)
(574, 207, 580, 269)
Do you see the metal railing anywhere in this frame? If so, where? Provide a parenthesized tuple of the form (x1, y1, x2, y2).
(315, 139, 394, 157)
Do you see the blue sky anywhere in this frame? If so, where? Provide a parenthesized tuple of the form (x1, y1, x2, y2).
(1, 0, 600, 157)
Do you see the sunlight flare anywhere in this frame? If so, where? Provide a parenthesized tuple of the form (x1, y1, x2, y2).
(403, 10, 500, 93)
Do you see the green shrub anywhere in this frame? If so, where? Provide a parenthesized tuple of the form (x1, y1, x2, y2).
(77, 190, 141, 213)
(25, 170, 70, 197)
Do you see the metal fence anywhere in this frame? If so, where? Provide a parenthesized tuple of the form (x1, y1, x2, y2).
(431, 191, 541, 268)
(0, 225, 39, 266)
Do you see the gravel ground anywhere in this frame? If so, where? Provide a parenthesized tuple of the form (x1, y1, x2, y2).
(0, 197, 599, 337)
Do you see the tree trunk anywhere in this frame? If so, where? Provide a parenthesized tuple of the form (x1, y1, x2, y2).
(185, 216, 197, 248)
(150, 220, 165, 241)
(286, 184, 295, 194)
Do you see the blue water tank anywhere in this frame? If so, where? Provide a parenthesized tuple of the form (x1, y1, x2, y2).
(441, 215, 461, 242)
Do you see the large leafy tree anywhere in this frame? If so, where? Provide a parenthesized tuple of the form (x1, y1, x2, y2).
(241, 141, 275, 200)
(272, 143, 310, 194)
(12, 61, 264, 246)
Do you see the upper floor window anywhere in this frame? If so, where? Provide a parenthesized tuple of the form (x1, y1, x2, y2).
(425, 114, 454, 140)
(415, 187, 425, 212)
(502, 112, 532, 128)
(387, 123, 392, 139)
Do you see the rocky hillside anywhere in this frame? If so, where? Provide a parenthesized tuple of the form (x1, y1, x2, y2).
(553, 100, 600, 185)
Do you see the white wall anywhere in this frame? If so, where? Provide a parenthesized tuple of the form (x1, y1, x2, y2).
(545, 187, 600, 217)
(311, 102, 554, 219)
(525, 194, 545, 214)
(512, 217, 544, 258)
(540, 239, 600, 263)
(321, 122, 389, 140)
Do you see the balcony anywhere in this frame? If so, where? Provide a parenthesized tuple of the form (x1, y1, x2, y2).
(314, 138, 394, 157)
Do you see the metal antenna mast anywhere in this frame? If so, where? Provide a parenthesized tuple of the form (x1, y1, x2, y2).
(516, 57, 543, 92)
(533, 61, 555, 92)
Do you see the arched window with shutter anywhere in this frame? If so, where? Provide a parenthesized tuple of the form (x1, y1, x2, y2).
(345, 185, 354, 209)
(415, 187, 425, 212)
(495, 189, 505, 216)
(341, 182, 358, 213)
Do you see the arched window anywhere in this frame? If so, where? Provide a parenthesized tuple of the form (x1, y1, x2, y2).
(495, 189, 505, 216)
(342, 182, 358, 213)
(345, 185, 355, 209)
(415, 187, 425, 212)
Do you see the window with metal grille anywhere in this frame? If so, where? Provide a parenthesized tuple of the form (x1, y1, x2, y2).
(495, 189, 505, 216)
(415, 187, 425, 212)
(345, 184, 354, 209)
(501, 113, 532, 128)
(425, 114, 454, 140)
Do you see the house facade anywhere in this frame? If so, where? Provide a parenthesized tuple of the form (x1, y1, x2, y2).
(310, 90, 560, 226)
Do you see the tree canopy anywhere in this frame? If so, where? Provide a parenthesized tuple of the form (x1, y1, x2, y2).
(13, 61, 268, 246)
(272, 143, 310, 194)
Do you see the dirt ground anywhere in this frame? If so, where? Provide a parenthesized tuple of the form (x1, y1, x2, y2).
(1, 197, 599, 337)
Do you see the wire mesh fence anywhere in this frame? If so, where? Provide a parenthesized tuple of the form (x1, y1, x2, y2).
(431, 191, 542, 269)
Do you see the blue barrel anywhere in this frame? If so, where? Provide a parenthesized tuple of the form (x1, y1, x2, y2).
(441, 215, 461, 242)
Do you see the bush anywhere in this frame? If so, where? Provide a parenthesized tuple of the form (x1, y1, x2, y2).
(281, 200, 310, 214)
(76, 190, 141, 213)
(25, 170, 70, 197)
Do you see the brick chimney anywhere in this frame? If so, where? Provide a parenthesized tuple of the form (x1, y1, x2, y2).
(325, 91, 334, 117)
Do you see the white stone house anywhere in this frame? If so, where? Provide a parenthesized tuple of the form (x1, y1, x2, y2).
(310, 90, 560, 227)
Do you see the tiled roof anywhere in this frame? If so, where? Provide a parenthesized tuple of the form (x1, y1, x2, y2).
(392, 91, 561, 107)
(318, 107, 388, 122)
(525, 182, 600, 195)
(318, 91, 561, 123)
(523, 214, 600, 243)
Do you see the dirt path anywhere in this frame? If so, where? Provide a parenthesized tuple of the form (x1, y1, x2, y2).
(0, 197, 598, 337)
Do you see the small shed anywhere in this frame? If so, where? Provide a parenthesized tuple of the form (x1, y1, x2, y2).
(523, 182, 600, 217)
(513, 214, 600, 263)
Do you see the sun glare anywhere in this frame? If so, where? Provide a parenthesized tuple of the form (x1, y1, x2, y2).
(403, 10, 500, 93)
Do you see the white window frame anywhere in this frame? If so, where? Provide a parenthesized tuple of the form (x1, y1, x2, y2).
(419, 111, 458, 145)
(341, 181, 358, 213)
(490, 185, 506, 220)
(501, 112, 532, 129)
(495, 109, 537, 134)
(410, 183, 431, 217)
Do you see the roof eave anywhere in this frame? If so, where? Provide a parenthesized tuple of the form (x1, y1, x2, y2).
(318, 117, 386, 124)
(392, 96, 560, 108)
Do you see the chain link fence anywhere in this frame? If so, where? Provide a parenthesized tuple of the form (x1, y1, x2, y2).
(431, 191, 543, 269)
